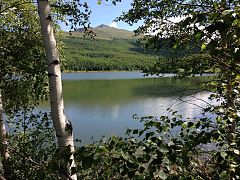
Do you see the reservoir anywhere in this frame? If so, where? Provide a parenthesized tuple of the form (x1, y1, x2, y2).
(42, 72, 212, 144)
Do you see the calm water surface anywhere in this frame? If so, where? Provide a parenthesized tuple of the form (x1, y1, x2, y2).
(62, 71, 161, 80)
(42, 72, 212, 144)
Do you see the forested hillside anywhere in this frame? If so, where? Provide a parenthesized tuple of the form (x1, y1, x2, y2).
(61, 25, 164, 71)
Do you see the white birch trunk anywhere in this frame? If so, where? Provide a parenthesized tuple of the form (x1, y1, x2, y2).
(0, 90, 10, 179)
(37, 1, 77, 179)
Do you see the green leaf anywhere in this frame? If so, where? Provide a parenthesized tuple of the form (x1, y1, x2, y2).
(233, 149, 240, 155)
(187, 122, 194, 128)
(194, 31, 203, 42)
(201, 43, 207, 50)
(96, 146, 108, 153)
(159, 170, 167, 179)
(132, 129, 139, 134)
(221, 152, 227, 158)
(160, 147, 169, 153)
(181, 122, 188, 129)
(145, 132, 154, 139)
(219, 171, 228, 179)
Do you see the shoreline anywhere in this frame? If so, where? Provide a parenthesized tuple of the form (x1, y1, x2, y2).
(62, 70, 216, 77)
(62, 70, 142, 73)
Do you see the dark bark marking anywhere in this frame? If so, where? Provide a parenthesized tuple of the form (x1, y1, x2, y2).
(56, 134, 62, 138)
(45, 15, 52, 21)
(65, 121, 73, 135)
(48, 73, 58, 77)
(48, 60, 59, 66)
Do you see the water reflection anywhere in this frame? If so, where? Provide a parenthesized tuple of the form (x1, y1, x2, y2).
(41, 73, 213, 144)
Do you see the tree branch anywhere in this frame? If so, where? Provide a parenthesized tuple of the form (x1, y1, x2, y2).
(175, 2, 212, 9)
(0, 1, 36, 15)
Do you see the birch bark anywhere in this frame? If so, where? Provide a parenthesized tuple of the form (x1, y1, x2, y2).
(0, 90, 11, 179)
(37, 1, 77, 179)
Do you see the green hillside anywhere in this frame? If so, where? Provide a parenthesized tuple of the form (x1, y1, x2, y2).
(61, 25, 160, 71)
(65, 24, 137, 40)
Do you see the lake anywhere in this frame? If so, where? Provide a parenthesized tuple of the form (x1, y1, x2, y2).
(42, 72, 212, 144)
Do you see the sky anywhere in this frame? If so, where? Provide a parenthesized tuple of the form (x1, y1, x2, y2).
(61, 0, 142, 32)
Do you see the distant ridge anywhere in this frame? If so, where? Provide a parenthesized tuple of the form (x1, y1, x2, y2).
(68, 24, 136, 40)
(95, 24, 110, 29)
(76, 27, 85, 32)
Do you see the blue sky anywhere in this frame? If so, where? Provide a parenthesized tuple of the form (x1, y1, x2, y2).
(61, 0, 142, 31)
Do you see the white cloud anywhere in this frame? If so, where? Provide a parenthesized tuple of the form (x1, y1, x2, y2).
(109, 22, 118, 28)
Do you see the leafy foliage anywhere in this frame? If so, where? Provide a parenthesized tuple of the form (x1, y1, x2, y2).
(0, 0, 92, 111)
(5, 110, 58, 179)
(75, 108, 239, 179)
(5, 110, 79, 180)
(144, 54, 214, 77)
(0, 0, 48, 112)
(117, 0, 240, 77)
(51, 0, 91, 30)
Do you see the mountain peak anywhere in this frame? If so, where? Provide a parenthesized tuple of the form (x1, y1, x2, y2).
(95, 24, 110, 28)
(69, 24, 136, 40)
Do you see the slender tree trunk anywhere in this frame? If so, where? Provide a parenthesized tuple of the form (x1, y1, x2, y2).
(0, 90, 11, 179)
(226, 75, 236, 133)
(37, 1, 77, 179)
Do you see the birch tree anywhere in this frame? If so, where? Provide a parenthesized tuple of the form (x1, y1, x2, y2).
(1, 0, 90, 178)
(0, 91, 10, 179)
(37, 1, 76, 179)
(36, 1, 91, 178)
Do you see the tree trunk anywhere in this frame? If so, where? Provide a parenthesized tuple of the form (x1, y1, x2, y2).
(37, 1, 77, 179)
(226, 75, 236, 133)
(0, 90, 11, 179)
